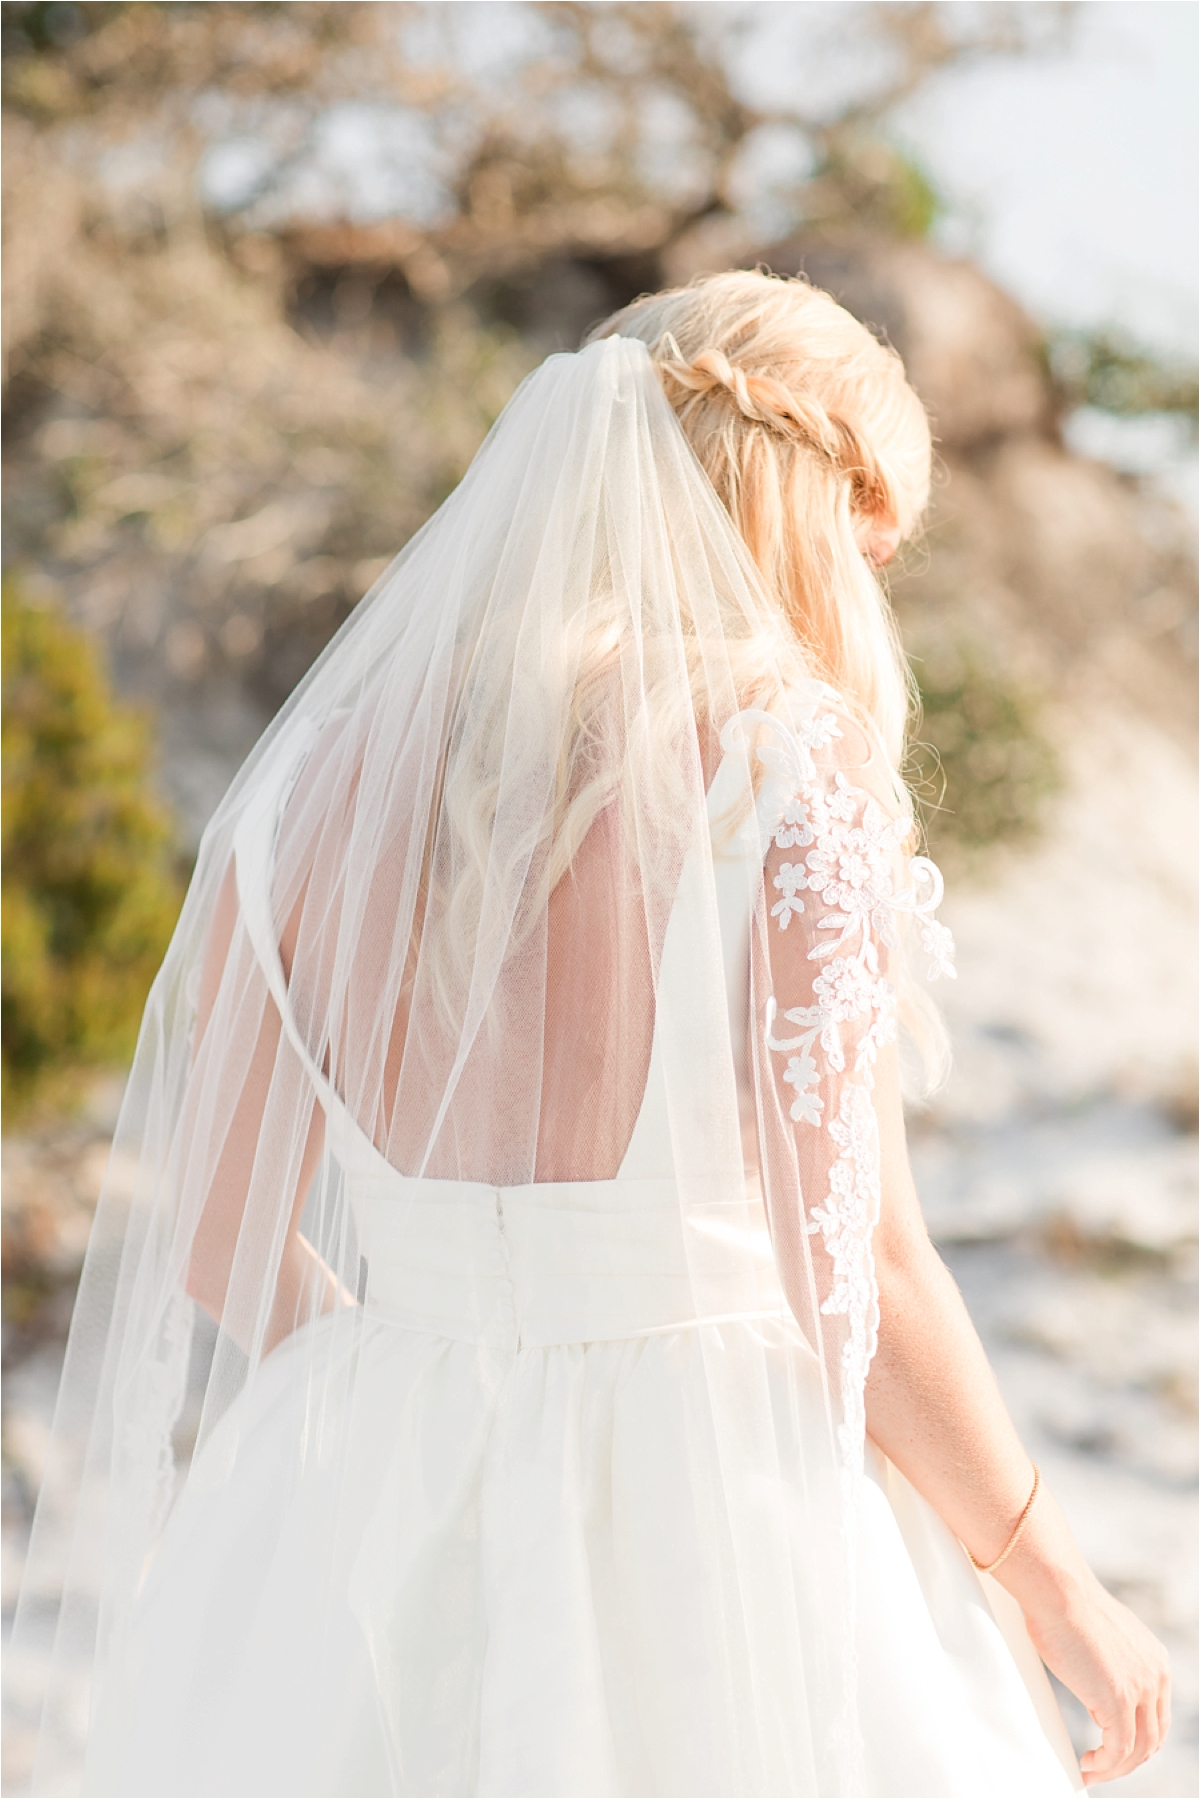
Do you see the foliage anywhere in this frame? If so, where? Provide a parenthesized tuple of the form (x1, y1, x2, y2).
(0, 2, 1070, 293)
(1, 99, 537, 724)
(1047, 327, 1199, 434)
(2, 578, 182, 1121)
(0, 0, 1161, 922)
(907, 643, 1062, 862)
(802, 138, 944, 243)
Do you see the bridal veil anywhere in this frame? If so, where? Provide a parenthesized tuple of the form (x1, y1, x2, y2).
(13, 334, 955, 1794)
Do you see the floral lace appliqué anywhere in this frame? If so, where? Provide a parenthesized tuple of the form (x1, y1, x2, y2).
(759, 748, 954, 1125)
(806, 1084, 882, 1463)
(734, 705, 956, 1475)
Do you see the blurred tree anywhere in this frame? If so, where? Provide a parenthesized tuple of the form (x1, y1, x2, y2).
(0, 1, 1072, 298)
(1047, 327, 1199, 433)
(2, 578, 182, 1121)
(906, 644, 1061, 863)
(1, 0, 1190, 885)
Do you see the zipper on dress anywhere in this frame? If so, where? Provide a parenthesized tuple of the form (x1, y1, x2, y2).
(494, 1189, 522, 1350)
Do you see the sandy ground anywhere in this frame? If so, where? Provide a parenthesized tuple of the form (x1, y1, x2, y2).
(3, 711, 1195, 1797)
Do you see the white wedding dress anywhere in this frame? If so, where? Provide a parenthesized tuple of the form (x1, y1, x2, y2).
(17, 337, 1085, 1799)
(84, 712, 1081, 1799)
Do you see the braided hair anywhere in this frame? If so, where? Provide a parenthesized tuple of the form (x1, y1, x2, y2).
(588, 270, 932, 769)
(656, 344, 892, 523)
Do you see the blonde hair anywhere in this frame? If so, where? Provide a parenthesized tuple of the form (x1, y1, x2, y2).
(587, 269, 932, 768)
(588, 271, 947, 1090)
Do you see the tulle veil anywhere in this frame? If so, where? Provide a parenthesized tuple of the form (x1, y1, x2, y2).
(11, 334, 945, 1794)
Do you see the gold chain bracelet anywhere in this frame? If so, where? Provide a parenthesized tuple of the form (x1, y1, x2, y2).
(967, 1464, 1041, 1575)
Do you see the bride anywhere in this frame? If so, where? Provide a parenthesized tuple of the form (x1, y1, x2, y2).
(13, 271, 1167, 1797)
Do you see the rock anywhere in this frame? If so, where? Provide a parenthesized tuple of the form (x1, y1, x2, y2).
(775, 237, 1051, 448)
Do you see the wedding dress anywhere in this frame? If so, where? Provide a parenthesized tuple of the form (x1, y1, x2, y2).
(11, 337, 1081, 1797)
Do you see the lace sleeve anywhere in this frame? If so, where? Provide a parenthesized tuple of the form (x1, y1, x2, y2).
(740, 700, 955, 1473)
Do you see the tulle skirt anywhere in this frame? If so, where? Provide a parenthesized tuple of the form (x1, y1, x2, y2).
(86, 1178, 1081, 1798)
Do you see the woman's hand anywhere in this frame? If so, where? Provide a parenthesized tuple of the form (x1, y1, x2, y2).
(863, 1167, 1171, 1790)
(1019, 1566, 1171, 1788)
(861, 1056, 1170, 1789)
(991, 1481, 1171, 1787)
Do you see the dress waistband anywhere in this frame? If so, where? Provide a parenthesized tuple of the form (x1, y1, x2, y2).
(347, 1174, 787, 1351)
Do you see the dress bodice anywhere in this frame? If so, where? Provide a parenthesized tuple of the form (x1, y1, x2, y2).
(230, 712, 787, 1351)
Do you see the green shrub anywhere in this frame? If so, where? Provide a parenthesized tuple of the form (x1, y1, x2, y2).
(1046, 327, 1198, 429)
(907, 642, 1062, 862)
(2, 577, 182, 1123)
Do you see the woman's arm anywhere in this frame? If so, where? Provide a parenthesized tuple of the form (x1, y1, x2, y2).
(867, 1043, 1170, 1788)
(185, 859, 354, 1357)
(753, 715, 1169, 1790)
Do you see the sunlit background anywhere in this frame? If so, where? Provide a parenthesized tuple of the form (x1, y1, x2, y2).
(2, 5, 1195, 1794)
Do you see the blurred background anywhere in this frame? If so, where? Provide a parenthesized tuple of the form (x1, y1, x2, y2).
(1, 3, 1195, 1793)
